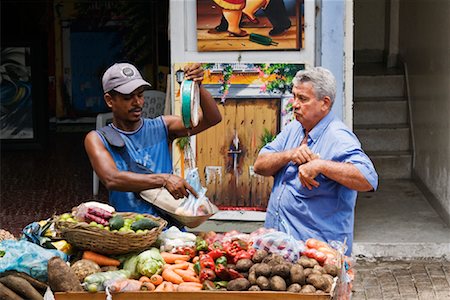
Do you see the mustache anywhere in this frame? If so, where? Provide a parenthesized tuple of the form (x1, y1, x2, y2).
(129, 107, 142, 113)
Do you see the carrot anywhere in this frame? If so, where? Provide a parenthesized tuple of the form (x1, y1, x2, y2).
(150, 274, 163, 286)
(154, 281, 167, 292)
(177, 282, 203, 292)
(173, 269, 200, 283)
(164, 262, 189, 271)
(162, 268, 183, 284)
(164, 281, 174, 292)
(82, 250, 120, 266)
(160, 252, 190, 264)
(141, 282, 155, 291)
(139, 276, 151, 283)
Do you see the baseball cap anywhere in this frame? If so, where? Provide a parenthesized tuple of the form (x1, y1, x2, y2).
(102, 63, 151, 94)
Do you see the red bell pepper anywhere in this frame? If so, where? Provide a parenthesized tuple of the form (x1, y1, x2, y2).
(227, 268, 243, 279)
(199, 253, 215, 269)
(233, 250, 252, 264)
(199, 268, 216, 282)
(215, 264, 231, 281)
(208, 248, 225, 260)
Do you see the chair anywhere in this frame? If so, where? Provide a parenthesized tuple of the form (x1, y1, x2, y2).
(92, 90, 166, 196)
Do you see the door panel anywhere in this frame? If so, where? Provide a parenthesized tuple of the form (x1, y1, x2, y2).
(197, 98, 279, 210)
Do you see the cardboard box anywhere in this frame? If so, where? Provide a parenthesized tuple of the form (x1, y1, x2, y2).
(55, 291, 332, 300)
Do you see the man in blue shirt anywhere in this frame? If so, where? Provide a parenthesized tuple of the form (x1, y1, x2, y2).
(84, 62, 222, 222)
(254, 67, 378, 255)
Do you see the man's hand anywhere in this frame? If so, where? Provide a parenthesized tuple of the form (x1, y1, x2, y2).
(290, 145, 319, 165)
(184, 63, 204, 85)
(165, 174, 199, 199)
(298, 159, 322, 190)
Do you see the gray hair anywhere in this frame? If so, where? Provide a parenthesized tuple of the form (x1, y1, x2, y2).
(292, 67, 336, 107)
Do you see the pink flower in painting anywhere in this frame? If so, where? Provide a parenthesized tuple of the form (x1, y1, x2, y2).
(260, 84, 267, 93)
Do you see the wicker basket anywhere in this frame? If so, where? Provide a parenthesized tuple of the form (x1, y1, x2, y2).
(55, 212, 167, 255)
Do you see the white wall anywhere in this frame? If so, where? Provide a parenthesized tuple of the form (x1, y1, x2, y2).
(399, 0, 450, 223)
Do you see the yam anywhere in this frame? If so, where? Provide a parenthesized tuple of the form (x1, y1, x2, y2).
(0, 271, 47, 293)
(290, 264, 306, 285)
(0, 282, 23, 300)
(251, 249, 268, 263)
(70, 259, 101, 282)
(48, 256, 83, 292)
(0, 275, 42, 300)
(271, 263, 290, 279)
(236, 259, 253, 272)
(287, 283, 302, 293)
(226, 278, 251, 291)
(269, 275, 287, 291)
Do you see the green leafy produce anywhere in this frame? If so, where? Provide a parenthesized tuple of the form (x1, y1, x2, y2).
(136, 248, 165, 277)
(123, 254, 140, 279)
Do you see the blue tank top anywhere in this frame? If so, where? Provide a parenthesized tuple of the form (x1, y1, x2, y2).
(96, 117, 172, 215)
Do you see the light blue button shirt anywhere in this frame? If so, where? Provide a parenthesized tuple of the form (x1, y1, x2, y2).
(260, 112, 378, 255)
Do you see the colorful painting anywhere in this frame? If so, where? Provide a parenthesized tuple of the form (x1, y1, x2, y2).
(172, 62, 304, 210)
(197, 0, 303, 51)
(0, 47, 34, 140)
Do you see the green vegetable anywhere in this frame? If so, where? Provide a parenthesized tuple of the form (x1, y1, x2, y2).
(194, 261, 201, 275)
(83, 270, 130, 291)
(215, 281, 228, 289)
(215, 256, 227, 266)
(0, 250, 5, 257)
(122, 254, 140, 279)
(136, 248, 165, 277)
(196, 237, 208, 251)
(109, 215, 124, 231)
(131, 218, 159, 231)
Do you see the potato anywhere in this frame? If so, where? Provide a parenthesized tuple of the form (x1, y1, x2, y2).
(256, 276, 271, 290)
(323, 264, 339, 277)
(252, 249, 269, 263)
(287, 283, 302, 293)
(70, 259, 101, 282)
(298, 256, 318, 268)
(300, 284, 316, 293)
(227, 278, 251, 291)
(264, 254, 286, 266)
(323, 274, 335, 287)
(248, 285, 261, 291)
(313, 265, 325, 274)
(236, 258, 254, 272)
(248, 271, 257, 285)
(290, 264, 306, 285)
(271, 263, 291, 279)
(307, 274, 331, 292)
(254, 263, 271, 277)
(270, 275, 287, 291)
(48, 257, 83, 292)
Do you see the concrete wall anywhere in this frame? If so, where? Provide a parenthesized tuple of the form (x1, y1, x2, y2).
(398, 0, 450, 223)
(354, 0, 386, 62)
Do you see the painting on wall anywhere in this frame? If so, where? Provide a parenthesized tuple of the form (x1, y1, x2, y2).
(1, 44, 46, 149)
(172, 62, 304, 210)
(197, 0, 304, 52)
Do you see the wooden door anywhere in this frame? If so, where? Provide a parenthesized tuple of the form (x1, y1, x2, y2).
(196, 98, 279, 210)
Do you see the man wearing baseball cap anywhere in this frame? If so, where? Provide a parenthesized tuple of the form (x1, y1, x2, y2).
(84, 62, 222, 225)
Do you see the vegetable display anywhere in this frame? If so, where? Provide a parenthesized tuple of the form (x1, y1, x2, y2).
(0, 203, 353, 298)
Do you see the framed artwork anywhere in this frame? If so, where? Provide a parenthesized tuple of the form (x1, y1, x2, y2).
(197, 0, 303, 52)
(172, 62, 304, 210)
(1, 39, 47, 150)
